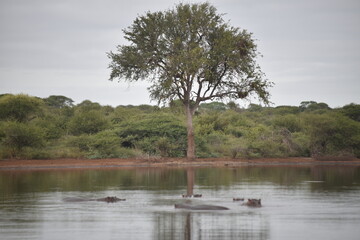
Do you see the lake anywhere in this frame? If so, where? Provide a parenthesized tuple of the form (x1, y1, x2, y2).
(1, 165, 360, 240)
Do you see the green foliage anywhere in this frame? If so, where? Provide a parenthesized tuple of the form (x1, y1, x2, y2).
(0, 94, 43, 122)
(0, 93, 359, 159)
(272, 114, 302, 133)
(273, 106, 301, 115)
(247, 104, 263, 112)
(76, 100, 102, 111)
(302, 112, 360, 157)
(199, 102, 228, 112)
(32, 114, 68, 140)
(69, 110, 109, 135)
(43, 95, 74, 108)
(110, 106, 143, 124)
(341, 103, 360, 121)
(155, 137, 178, 157)
(195, 112, 230, 133)
(300, 101, 331, 112)
(108, 3, 272, 106)
(168, 100, 185, 115)
(89, 130, 136, 158)
(108, 3, 273, 159)
(0, 121, 44, 158)
(237, 124, 279, 157)
(66, 130, 138, 159)
(116, 113, 187, 157)
(291, 132, 311, 156)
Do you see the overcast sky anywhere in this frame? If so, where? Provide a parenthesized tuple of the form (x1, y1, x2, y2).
(0, 0, 359, 108)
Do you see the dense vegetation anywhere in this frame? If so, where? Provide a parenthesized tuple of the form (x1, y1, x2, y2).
(0, 94, 359, 160)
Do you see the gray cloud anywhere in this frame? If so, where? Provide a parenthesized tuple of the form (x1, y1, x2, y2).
(0, 0, 359, 107)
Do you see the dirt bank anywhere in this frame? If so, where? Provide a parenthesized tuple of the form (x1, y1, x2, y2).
(1, 157, 360, 170)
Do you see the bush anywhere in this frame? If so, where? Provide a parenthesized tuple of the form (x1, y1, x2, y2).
(155, 137, 177, 157)
(0, 94, 43, 122)
(0, 121, 44, 158)
(302, 112, 360, 157)
(87, 130, 123, 158)
(116, 113, 186, 157)
(68, 110, 109, 135)
(1, 93, 359, 160)
(272, 114, 302, 133)
(340, 103, 360, 122)
(237, 124, 284, 158)
(195, 112, 229, 132)
(194, 131, 231, 158)
(65, 130, 139, 159)
(32, 115, 68, 140)
(18, 147, 52, 159)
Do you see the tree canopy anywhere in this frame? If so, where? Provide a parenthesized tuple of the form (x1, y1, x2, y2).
(0, 94, 43, 122)
(108, 3, 273, 159)
(43, 95, 74, 109)
(108, 3, 272, 107)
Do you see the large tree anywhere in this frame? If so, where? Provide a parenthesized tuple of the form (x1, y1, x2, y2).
(108, 3, 272, 159)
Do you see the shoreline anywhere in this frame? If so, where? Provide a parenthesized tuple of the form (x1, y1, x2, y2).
(1, 157, 360, 171)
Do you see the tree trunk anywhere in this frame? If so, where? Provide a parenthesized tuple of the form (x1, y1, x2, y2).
(185, 104, 196, 160)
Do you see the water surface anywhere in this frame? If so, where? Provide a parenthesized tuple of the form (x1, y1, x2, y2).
(1, 166, 360, 239)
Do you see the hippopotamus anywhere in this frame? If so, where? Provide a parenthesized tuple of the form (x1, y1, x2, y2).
(63, 196, 125, 203)
(233, 198, 244, 201)
(97, 196, 126, 202)
(175, 203, 229, 210)
(242, 199, 261, 207)
(182, 194, 202, 198)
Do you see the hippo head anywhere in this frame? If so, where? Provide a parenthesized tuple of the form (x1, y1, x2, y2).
(246, 199, 261, 207)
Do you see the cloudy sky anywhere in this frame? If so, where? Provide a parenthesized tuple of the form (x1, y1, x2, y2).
(0, 0, 359, 108)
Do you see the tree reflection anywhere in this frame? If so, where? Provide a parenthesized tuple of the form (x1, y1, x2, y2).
(153, 211, 269, 240)
(310, 166, 359, 191)
(186, 168, 194, 196)
(3, 166, 359, 239)
(184, 213, 191, 240)
(1, 166, 360, 196)
(158, 167, 271, 240)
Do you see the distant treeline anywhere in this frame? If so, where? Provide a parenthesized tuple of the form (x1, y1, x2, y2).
(0, 94, 359, 159)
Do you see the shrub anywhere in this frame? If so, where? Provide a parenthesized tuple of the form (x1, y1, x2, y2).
(65, 130, 139, 159)
(0, 121, 44, 158)
(272, 114, 302, 133)
(116, 113, 186, 157)
(0, 94, 44, 122)
(68, 110, 109, 135)
(302, 112, 360, 157)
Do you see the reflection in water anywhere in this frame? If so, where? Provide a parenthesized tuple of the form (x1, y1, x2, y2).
(154, 211, 269, 240)
(1, 165, 360, 240)
(2, 166, 360, 196)
(310, 166, 359, 191)
(185, 213, 191, 240)
(153, 167, 270, 240)
(186, 168, 194, 196)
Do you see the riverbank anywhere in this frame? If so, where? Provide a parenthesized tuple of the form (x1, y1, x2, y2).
(1, 157, 360, 170)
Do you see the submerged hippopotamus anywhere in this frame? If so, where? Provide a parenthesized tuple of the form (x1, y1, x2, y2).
(97, 196, 126, 202)
(242, 199, 261, 207)
(63, 196, 125, 203)
(175, 203, 229, 210)
(233, 198, 244, 201)
(182, 194, 202, 198)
